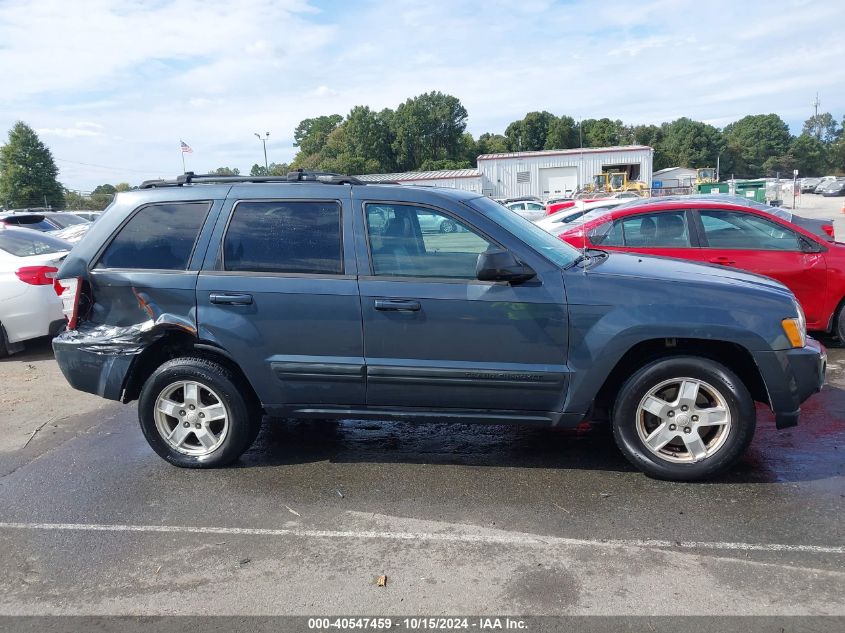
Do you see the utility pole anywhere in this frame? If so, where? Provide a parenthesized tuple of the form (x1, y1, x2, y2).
(255, 132, 270, 172)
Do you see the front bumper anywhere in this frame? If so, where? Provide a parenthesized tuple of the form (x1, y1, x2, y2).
(753, 337, 826, 429)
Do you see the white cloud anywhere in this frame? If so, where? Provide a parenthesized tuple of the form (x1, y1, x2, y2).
(36, 124, 104, 139)
(0, 0, 842, 189)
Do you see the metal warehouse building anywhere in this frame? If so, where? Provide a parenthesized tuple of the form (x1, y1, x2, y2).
(476, 145, 654, 200)
(357, 145, 654, 201)
(357, 169, 483, 192)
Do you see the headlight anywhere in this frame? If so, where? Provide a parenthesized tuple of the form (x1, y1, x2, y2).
(781, 302, 806, 348)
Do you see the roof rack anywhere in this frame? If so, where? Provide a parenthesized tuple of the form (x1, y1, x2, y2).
(139, 169, 365, 189)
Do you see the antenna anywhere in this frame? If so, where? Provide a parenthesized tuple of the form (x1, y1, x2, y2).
(578, 117, 588, 272)
(813, 92, 821, 118)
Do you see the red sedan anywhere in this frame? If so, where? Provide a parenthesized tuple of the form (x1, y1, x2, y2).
(557, 199, 845, 338)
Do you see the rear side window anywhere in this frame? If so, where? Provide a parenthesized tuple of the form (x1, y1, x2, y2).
(602, 211, 691, 248)
(0, 231, 69, 257)
(97, 202, 211, 270)
(223, 200, 342, 274)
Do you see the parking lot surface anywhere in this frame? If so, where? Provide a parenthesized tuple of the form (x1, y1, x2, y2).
(0, 337, 843, 616)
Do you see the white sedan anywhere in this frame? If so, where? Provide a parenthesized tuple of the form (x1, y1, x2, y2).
(504, 200, 547, 222)
(534, 199, 628, 233)
(0, 228, 70, 356)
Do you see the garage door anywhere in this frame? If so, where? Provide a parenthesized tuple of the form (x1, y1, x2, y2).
(539, 167, 578, 198)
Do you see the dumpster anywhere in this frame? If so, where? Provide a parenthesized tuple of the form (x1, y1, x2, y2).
(734, 180, 767, 203)
(695, 182, 729, 195)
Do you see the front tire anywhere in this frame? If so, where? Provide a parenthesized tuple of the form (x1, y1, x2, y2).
(612, 356, 755, 481)
(439, 219, 457, 234)
(138, 357, 260, 468)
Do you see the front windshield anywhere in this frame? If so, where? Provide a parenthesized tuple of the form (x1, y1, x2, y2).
(468, 196, 581, 267)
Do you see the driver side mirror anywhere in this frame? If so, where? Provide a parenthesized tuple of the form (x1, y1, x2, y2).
(476, 249, 536, 284)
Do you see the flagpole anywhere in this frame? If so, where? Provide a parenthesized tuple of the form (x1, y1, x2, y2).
(180, 141, 186, 174)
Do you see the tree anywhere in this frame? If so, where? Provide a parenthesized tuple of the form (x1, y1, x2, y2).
(504, 111, 556, 152)
(292, 114, 343, 162)
(544, 115, 578, 150)
(0, 121, 64, 209)
(802, 112, 840, 144)
(89, 183, 116, 210)
(115, 182, 133, 192)
(390, 92, 468, 171)
(312, 106, 399, 174)
(249, 162, 289, 176)
(418, 159, 472, 171)
(722, 114, 792, 178)
(476, 132, 508, 155)
(628, 124, 669, 170)
(787, 134, 828, 176)
(659, 118, 723, 168)
(210, 166, 240, 176)
(581, 118, 624, 147)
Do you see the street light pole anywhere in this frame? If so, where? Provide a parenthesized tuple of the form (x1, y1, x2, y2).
(254, 132, 270, 172)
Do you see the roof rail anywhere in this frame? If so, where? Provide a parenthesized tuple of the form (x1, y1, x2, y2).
(139, 170, 365, 189)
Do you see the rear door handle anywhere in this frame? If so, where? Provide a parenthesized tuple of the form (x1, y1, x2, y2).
(374, 298, 421, 312)
(209, 292, 253, 305)
(708, 257, 736, 265)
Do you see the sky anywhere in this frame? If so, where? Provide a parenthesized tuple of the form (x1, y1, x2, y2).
(1, 0, 843, 191)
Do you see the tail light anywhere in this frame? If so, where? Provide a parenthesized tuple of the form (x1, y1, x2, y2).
(57, 277, 82, 329)
(822, 224, 834, 238)
(15, 265, 59, 286)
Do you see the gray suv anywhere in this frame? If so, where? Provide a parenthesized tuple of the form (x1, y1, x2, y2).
(52, 171, 826, 480)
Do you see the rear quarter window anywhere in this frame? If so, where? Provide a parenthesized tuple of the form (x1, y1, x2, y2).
(96, 202, 211, 270)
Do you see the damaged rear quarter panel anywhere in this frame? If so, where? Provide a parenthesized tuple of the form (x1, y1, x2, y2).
(52, 191, 229, 400)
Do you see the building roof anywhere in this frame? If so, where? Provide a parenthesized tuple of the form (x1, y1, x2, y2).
(652, 166, 697, 176)
(357, 169, 480, 182)
(476, 145, 653, 161)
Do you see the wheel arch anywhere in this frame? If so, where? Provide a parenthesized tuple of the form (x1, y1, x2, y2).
(121, 331, 260, 409)
(591, 338, 768, 420)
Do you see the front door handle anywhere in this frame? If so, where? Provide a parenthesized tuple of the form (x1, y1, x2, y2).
(374, 298, 421, 312)
(209, 292, 253, 305)
(708, 256, 736, 265)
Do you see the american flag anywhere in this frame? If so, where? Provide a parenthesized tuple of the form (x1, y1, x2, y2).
(180, 140, 193, 154)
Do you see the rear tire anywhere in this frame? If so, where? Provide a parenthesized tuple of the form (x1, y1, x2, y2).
(835, 304, 845, 343)
(138, 357, 260, 468)
(0, 323, 9, 359)
(612, 356, 755, 481)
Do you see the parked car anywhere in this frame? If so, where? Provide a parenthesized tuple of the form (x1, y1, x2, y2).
(70, 211, 103, 222)
(52, 171, 824, 480)
(505, 200, 547, 221)
(546, 196, 574, 206)
(0, 227, 69, 356)
(613, 194, 834, 242)
(44, 212, 90, 228)
(820, 180, 845, 197)
(51, 222, 92, 244)
(0, 211, 89, 231)
(534, 199, 627, 233)
(800, 178, 822, 193)
(0, 212, 64, 231)
(546, 198, 600, 216)
(813, 177, 838, 193)
(556, 198, 845, 339)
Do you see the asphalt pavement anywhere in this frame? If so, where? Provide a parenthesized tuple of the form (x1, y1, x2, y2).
(0, 340, 842, 617)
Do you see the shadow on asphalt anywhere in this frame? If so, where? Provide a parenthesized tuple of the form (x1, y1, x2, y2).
(7, 335, 843, 484)
(0, 336, 55, 362)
